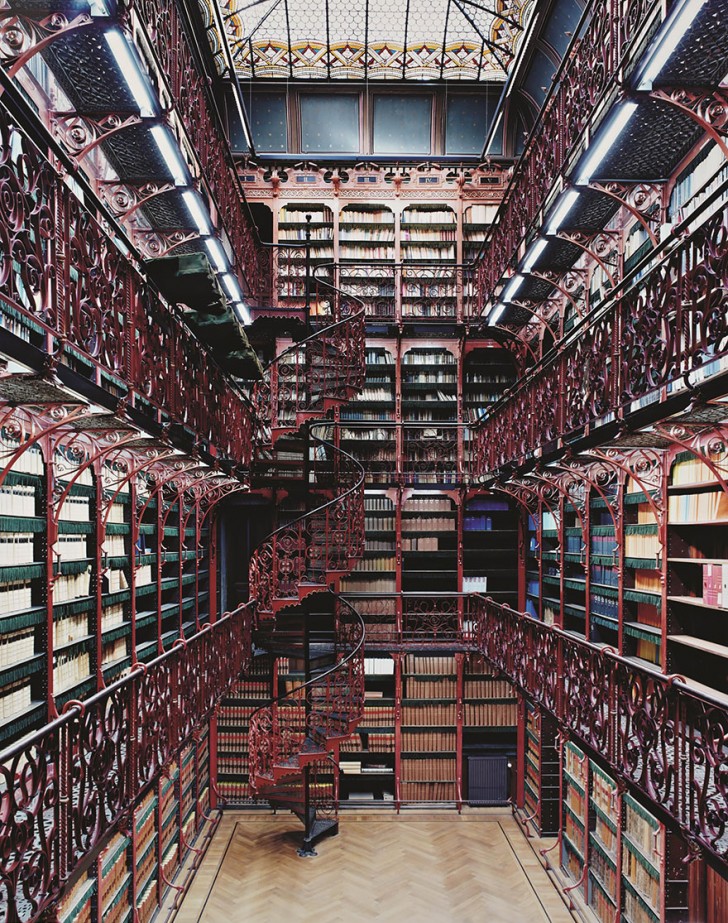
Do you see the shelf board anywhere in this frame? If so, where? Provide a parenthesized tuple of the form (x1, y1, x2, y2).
(668, 595, 728, 613)
(668, 634, 728, 660)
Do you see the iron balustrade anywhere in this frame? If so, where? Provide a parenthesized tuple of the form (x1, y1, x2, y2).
(340, 592, 482, 647)
(0, 602, 254, 923)
(0, 85, 254, 468)
(472, 189, 728, 477)
(250, 309, 367, 444)
(474, 0, 662, 308)
(473, 594, 728, 868)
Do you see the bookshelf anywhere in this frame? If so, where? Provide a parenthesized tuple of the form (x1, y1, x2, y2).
(588, 476, 620, 649)
(340, 654, 396, 805)
(622, 475, 662, 667)
(521, 701, 559, 836)
(277, 203, 334, 311)
(401, 348, 457, 424)
(525, 513, 540, 619)
(216, 654, 273, 803)
(541, 509, 560, 626)
(401, 495, 458, 594)
(340, 346, 396, 427)
(462, 346, 516, 425)
(562, 483, 587, 637)
(400, 653, 458, 804)
(561, 741, 587, 886)
(462, 495, 518, 601)
(588, 762, 619, 923)
(400, 205, 456, 263)
(339, 204, 395, 264)
(666, 451, 728, 691)
(462, 204, 497, 264)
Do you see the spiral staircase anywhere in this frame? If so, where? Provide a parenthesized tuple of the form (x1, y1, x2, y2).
(247, 298, 367, 854)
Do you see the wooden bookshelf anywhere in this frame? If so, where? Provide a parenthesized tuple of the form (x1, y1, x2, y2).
(277, 203, 334, 310)
(667, 451, 728, 692)
(561, 741, 587, 886)
(215, 654, 273, 803)
(521, 702, 559, 836)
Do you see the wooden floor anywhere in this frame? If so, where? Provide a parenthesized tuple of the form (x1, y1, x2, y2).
(175, 810, 577, 923)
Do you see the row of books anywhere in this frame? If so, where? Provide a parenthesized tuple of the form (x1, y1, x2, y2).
(341, 577, 396, 592)
(341, 208, 395, 224)
(339, 760, 392, 775)
(401, 229, 456, 241)
(0, 678, 31, 721)
(405, 655, 455, 673)
(280, 227, 333, 241)
(401, 210, 455, 224)
(406, 677, 456, 697)
(340, 228, 395, 241)
(401, 730, 456, 751)
(355, 387, 393, 402)
(402, 703, 457, 725)
(0, 483, 36, 516)
(463, 702, 517, 726)
(364, 657, 395, 675)
(364, 496, 395, 511)
(340, 245, 394, 259)
(0, 441, 43, 473)
(462, 576, 488, 592)
(402, 517, 455, 533)
(401, 245, 456, 260)
(352, 556, 396, 572)
(400, 757, 456, 781)
(366, 539, 396, 551)
(0, 582, 32, 614)
(54, 650, 91, 693)
(668, 489, 728, 522)
(402, 537, 440, 551)
(344, 731, 395, 752)
(0, 626, 34, 667)
(399, 781, 456, 801)
(0, 535, 35, 566)
(54, 614, 89, 647)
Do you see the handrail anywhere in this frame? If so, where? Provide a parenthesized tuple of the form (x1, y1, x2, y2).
(248, 598, 366, 727)
(249, 422, 366, 617)
(0, 76, 255, 468)
(472, 184, 728, 475)
(472, 594, 728, 868)
(0, 603, 254, 923)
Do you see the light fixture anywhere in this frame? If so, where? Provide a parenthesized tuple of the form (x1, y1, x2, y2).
(151, 125, 187, 186)
(488, 304, 506, 325)
(636, 0, 707, 91)
(546, 189, 580, 235)
(574, 102, 638, 185)
(522, 239, 548, 273)
(232, 302, 252, 325)
(182, 190, 210, 235)
(222, 273, 243, 304)
(104, 30, 155, 118)
(205, 238, 227, 273)
(501, 275, 523, 302)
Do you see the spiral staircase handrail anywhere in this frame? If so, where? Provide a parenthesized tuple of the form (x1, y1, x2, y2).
(248, 597, 366, 726)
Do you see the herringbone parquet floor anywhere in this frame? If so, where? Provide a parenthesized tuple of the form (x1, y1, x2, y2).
(175, 811, 576, 923)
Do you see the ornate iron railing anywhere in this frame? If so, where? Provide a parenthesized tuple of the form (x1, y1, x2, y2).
(250, 307, 366, 444)
(473, 192, 728, 477)
(249, 598, 365, 799)
(474, 595, 728, 866)
(0, 83, 254, 468)
(0, 603, 253, 923)
(0, 0, 265, 304)
(474, 0, 661, 308)
(249, 426, 365, 619)
(341, 593, 482, 647)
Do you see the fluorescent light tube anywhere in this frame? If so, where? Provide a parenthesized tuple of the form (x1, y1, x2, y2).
(151, 125, 187, 186)
(546, 189, 580, 235)
(222, 273, 242, 303)
(636, 0, 707, 90)
(105, 30, 155, 118)
(182, 190, 210, 235)
(205, 238, 227, 273)
(522, 239, 548, 273)
(488, 304, 506, 324)
(233, 302, 252, 325)
(501, 275, 523, 302)
(574, 102, 638, 185)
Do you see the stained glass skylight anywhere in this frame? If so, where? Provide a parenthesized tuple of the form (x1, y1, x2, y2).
(199, 0, 534, 81)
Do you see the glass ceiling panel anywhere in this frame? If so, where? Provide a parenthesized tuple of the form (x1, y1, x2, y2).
(199, 0, 534, 81)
